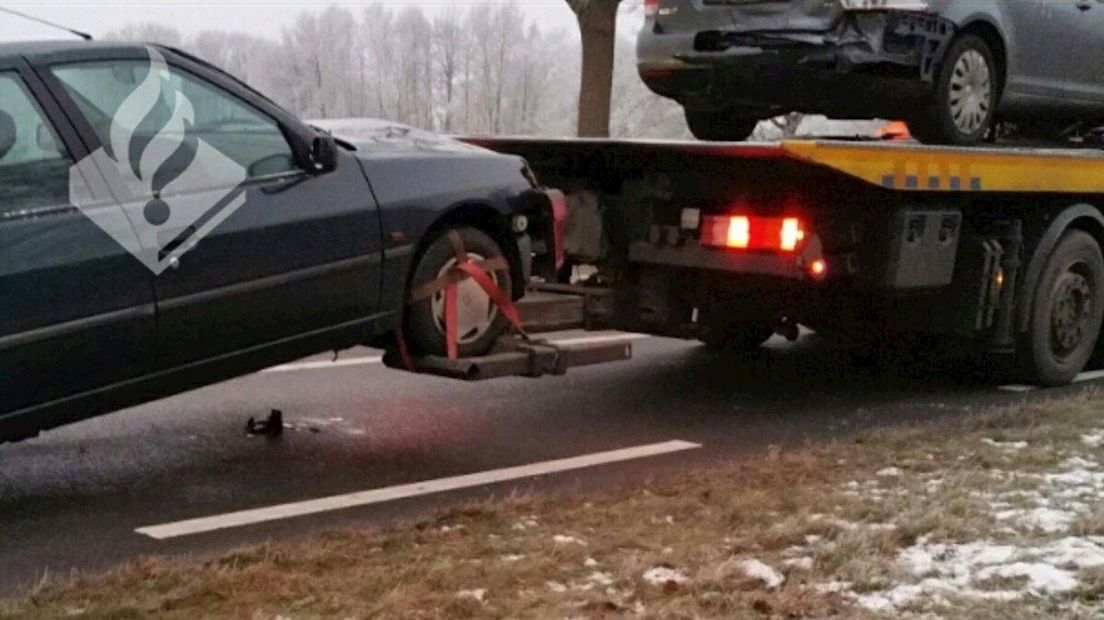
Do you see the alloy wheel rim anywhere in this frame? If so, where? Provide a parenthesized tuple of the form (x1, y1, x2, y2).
(1050, 268, 1094, 360)
(948, 49, 992, 135)
(430, 252, 499, 345)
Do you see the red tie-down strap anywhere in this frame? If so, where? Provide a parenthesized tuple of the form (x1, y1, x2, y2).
(396, 230, 527, 365)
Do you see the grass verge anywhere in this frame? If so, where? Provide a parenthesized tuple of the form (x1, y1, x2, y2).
(4, 392, 1104, 619)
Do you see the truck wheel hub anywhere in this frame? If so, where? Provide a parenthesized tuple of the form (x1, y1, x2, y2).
(1050, 271, 1093, 356)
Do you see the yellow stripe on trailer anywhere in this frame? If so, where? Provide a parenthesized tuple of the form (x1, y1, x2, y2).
(780, 140, 1104, 194)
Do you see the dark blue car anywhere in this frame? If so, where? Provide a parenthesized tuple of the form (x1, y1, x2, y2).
(0, 41, 560, 443)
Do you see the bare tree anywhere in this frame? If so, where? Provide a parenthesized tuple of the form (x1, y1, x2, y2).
(432, 8, 465, 132)
(565, 0, 621, 137)
(104, 23, 184, 46)
(106, 2, 691, 140)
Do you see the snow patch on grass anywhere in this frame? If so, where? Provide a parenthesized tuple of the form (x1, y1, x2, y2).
(783, 556, 814, 571)
(1082, 432, 1104, 447)
(642, 567, 688, 587)
(737, 559, 785, 589)
(982, 438, 1029, 451)
(996, 507, 1078, 533)
(456, 588, 486, 603)
(825, 456, 1104, 613)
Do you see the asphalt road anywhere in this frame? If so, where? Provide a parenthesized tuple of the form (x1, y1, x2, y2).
(1, 330, 1101, 594)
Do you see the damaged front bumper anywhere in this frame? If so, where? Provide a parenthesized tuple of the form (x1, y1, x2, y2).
(690, 11, 956, 81)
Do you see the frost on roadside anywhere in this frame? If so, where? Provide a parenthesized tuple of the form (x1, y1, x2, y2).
(642, 566, 688, 588)
(815, 440, 1104, 614)
(736, 559, 784, 589)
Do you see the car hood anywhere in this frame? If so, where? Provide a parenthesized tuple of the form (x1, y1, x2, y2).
(309, 118, 490, 156)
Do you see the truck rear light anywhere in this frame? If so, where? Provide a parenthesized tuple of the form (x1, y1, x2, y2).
(701, 215, 808, 253)
(808, 259, 828, 279)
(726, 216, 751, 249)
(780, 217, 805, 251)
(644, 0, 661, 18)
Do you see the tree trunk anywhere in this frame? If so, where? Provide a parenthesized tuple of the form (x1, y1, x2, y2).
(575, 1, 618, 138)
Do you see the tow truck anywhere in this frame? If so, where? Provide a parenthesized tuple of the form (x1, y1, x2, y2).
(455, 136, 1104, 387)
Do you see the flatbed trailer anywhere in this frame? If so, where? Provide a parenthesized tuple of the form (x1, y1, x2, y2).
(465, 137, 1104, 386)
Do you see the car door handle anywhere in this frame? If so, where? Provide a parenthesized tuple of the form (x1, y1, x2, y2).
(1077, 0, 1092, 10)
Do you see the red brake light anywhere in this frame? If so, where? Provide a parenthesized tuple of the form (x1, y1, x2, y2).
(645, 0, 661, 18)
(701, 215, 808, 253)
(726, 216, 750, 249)
(780, 217, 805, 251)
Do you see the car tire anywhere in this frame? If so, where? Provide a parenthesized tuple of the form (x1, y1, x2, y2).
(698, 316, 774, 351)
(406, 227, 514, 357)
(685, 109, 760, 142)
(909, 34, 999, 146)
(1020, 230, 1104, 386)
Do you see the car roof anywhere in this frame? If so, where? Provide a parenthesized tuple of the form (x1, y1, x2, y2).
(0, 39, 155, 63)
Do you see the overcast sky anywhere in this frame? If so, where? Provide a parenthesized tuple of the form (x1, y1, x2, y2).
(0, 1, 586, 42)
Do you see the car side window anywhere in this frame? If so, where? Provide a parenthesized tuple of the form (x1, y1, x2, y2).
(0, 73, 72, 216)
(51, 60, 298, 182)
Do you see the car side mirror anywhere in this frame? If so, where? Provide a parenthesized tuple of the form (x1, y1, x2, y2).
(310, 134, 338, 174)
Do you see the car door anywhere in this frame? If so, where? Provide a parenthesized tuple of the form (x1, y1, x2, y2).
(0, 60, 155, 418)
(1067, 0, 1104, 103)
(42, 51, 383, 370)
(1001, 0, 1084, 103)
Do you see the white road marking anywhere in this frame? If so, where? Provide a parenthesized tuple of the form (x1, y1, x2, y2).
(261, 333, 651, 374)
(1074, 369, 1104, 383)
(135, 439, 701, 540)
(545, 333, 651, 347)
(264, 357, 383, 373)
(999, 369, 1104, 392)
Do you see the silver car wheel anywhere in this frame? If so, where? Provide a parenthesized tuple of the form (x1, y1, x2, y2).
(430, 252, 499, 344)
(948, 49, 992, 135)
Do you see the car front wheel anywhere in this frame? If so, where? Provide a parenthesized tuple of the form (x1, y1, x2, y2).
(909, 34, 999, 146)
(406, 227, 514, 357)
(685, 109, 760, 142)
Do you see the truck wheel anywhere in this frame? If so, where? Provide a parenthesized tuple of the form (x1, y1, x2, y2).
(909, 34, 998, 146)
(406, 227, 514, 357)
(685, 109, 759, 142)
(1021, 230, 1104, 386)
(698, 318, 774, 351)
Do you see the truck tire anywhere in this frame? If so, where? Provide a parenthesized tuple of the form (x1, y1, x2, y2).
(1020, 230, 1104, 386)
(406, 227, 514, 357)
(698, 317, 774, 351)
(909, 34, 999, 146)
(685, 109, 759, 142)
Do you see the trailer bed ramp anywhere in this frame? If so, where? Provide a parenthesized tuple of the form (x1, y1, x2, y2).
(781, 140, 1104, 194)
(383, 290, 631, 381)
(466, 136, 1104, 196)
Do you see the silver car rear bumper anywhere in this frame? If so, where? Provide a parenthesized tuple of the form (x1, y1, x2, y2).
(638, 11, 956, 113)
